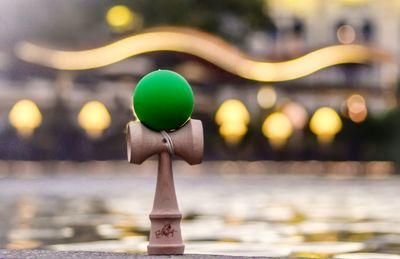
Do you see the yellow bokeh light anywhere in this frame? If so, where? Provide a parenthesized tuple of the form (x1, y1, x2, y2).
(257, 86, 277, 109)
(9, 99, 42, 137)
(78, 101, 111, 138)
(106, 5, 134, 31)
(215, 99, 250, 126)
(215, 99, 250, 145)
(262, 112, 293, 147)
(347, 94, 368, 123)
(219, 123, 248, 145)
(310, 107, 342, 144)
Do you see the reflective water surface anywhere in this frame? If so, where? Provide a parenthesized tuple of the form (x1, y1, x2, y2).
(0, 161, 399, 258)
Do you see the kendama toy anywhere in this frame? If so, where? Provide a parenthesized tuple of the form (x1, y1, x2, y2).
(127, 70, 203, 255)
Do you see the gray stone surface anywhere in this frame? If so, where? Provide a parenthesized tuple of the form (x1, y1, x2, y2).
(0, 173, 399, 258)
(0, 250, 306, 259)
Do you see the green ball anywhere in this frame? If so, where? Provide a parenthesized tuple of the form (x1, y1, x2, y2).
(133, 70, 194, 131)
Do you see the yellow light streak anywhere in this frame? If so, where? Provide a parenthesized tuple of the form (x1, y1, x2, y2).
(15, 27, 392, 82)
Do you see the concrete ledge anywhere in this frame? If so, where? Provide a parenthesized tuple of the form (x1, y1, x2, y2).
(0, 250, 307, 259)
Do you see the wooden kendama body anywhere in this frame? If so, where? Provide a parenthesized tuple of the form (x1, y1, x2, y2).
(126, 119, 203, 255)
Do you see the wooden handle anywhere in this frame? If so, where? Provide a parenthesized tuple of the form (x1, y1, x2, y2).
(147, 152, 184, 255)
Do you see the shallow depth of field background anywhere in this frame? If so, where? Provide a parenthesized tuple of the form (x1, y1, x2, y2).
(0, 0, 400, 258)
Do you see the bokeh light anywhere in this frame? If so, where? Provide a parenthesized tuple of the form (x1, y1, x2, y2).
(257, 86, 277, 109)
(106, 5, 135, 31)
(346, 94, 368, 123)
(9, 99, 42, 137)
(215, 99, 250, 125)
(337, 25, 356, 44)
(310, 107, 342, 144)
(215, 99, 250, 145)
(262, 112, 293, 148)
(78, 101, 111, 138)
(219, 123, 248, 144)
(282, 102, 308, 129)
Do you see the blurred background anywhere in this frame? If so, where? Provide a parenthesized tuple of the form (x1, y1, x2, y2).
(0, 0, 400, 258)
(0, 0, 399, 166)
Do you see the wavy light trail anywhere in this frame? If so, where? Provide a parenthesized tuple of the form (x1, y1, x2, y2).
(14, 27, 392, 82)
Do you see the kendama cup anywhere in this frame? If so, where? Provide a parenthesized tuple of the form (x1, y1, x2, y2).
(127, 70, 203, 255)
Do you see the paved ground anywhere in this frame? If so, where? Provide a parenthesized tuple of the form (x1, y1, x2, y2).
(0, 250, 300, 259)
(0, 162, 399, 258)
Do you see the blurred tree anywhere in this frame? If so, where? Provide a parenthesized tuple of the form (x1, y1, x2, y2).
(0, 0, 274, 47)
(133, 0, 274, 43)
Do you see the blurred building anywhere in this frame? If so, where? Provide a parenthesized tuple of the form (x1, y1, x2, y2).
(265, 0, 398, 109)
